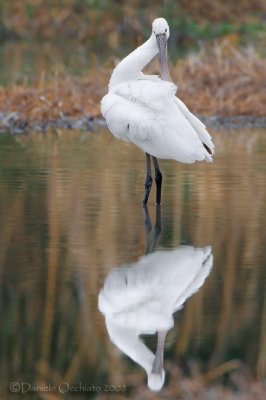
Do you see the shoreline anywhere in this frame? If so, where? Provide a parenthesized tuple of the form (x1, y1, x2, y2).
(0, 114, 266, 135)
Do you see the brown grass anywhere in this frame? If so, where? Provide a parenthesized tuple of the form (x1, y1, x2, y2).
(0, 74, 104, 122)
(0, 43, 265, 128)
(174, 42, 266, 116)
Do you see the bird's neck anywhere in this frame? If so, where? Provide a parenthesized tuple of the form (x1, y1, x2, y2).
(109, 35, 158, 90)
(106, 318, 155, 372)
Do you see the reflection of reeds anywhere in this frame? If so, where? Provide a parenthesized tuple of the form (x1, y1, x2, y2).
(41, 142, 59, 363)
(1, 129, 266, 398)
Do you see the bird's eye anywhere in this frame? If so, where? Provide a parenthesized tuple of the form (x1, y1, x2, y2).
(165, 28, 167, 32)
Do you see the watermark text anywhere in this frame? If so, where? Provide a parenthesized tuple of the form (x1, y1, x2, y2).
(10, 382, 127, 394)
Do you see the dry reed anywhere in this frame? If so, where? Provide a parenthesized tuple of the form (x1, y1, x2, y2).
(0, 43, 265, 131)
(173, 42, 266, 116)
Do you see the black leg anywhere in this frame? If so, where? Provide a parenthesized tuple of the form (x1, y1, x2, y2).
(152, 157, 162, 205)
(143, 205, 152, 255)
(143, 204, 161, 254)
(153, 205, 161, 250)
(142, 153, 153, 206)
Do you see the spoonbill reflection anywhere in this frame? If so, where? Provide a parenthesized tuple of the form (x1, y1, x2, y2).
(98, 208, 213, 391)
(101, 18, 214, 205)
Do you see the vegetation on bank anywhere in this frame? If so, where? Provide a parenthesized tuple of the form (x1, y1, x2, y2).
(0, 0, 265, 128)
(0, 42, 265, 133)
(0, 0, 265, 131)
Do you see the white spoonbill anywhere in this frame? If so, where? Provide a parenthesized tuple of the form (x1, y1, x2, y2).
(101, 18, 214, 205)
(98, 246, 213, 391)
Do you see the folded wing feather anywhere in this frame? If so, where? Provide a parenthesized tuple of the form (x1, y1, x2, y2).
(101, 79, 214, 163)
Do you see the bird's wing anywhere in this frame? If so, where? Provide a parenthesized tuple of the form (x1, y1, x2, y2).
(98, 266, 173, 331)
(175, 97, 215, 155)
(172, 246, 213, 311)
(98, 266, 153, 314)
(101, 79, 175, 143)
(101, 79, 213, 163)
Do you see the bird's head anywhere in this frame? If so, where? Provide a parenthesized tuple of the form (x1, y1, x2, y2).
(152, 18, 170, 40)
(152, 18, 171, 82)
(148, 370, 165, 392)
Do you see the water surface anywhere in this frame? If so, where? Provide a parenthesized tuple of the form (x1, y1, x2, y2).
(1, 128, 266, 398)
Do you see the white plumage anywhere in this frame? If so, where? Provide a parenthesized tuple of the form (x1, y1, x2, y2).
(101, 18, 214, 164)
(98, 246, 213, 392)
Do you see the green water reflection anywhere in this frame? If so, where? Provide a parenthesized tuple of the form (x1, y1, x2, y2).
(1, 129, 266, 398)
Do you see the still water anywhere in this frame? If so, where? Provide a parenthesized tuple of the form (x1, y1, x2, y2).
(1, 128, 266, 399)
